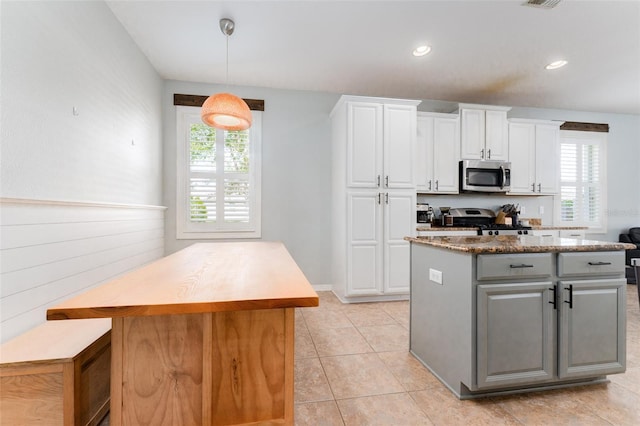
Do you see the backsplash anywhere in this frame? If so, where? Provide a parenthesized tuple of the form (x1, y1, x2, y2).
(416, 194, 555, 225)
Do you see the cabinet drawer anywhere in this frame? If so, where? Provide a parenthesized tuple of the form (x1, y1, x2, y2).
(477, 253, 552, 281)
(558, 252, 624, 277)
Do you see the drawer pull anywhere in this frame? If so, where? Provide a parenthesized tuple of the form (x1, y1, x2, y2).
(564, 284, 573, 309)
(588, 261, 612, 266)
(509, 264, 534, 269)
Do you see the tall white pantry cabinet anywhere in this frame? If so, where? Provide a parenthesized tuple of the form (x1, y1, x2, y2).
(331, 96, 421, 301)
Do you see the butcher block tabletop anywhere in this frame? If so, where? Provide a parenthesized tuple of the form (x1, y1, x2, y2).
(47, 242, 319, 320)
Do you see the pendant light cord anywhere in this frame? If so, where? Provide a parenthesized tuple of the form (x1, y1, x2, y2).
(225, 32, 229, 87)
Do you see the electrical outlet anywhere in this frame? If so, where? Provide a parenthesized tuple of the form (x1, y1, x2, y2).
(539, 206, 545, 214)
(520, 205, 526, 215)
(429, 268, 443, 285)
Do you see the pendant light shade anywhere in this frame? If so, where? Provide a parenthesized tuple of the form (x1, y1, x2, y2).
(201, 18, 252, 131)
(201, 92, 252, 130)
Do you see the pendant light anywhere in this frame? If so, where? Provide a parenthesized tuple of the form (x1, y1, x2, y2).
(201, 18, 252, 131)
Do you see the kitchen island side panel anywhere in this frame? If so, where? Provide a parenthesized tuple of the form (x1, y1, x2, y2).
(410, 244, 474, 395)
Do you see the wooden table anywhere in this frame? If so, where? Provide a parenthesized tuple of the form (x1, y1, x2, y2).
(47, 242, 319, 425)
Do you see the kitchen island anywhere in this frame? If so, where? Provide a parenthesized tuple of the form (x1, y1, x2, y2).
(406, 235, 635, 399)
(47, 242, 318, 426)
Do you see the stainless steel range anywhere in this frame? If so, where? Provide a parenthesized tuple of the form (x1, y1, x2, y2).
(477, 224, 532, 236)
(447, 208, 532, 235)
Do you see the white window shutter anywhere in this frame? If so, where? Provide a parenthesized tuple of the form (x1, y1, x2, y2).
(176, 106, 262, 239)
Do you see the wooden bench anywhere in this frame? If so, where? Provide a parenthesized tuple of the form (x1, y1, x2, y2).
(0, 318, 111, 426)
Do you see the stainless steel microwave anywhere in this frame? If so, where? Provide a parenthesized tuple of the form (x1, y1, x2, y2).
(459, 160, 511, 193)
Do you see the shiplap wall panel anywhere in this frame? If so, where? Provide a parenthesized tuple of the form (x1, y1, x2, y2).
(0, 199, 166, 343)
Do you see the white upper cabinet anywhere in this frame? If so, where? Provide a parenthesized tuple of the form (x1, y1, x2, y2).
(535, 124, 561, 194)
(416, 112, 460, 193)
(459, 104, 511, 161)
(337, 97, 419, 189)
(508, 119, 562, 195)
(384, 105, 417, 188)
(347, 102, 383, 188)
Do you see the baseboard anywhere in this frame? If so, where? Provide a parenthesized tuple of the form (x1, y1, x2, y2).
(312, 284, 333, 292)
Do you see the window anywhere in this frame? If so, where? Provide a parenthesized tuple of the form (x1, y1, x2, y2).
(556, 130, 607, 233)
(176, 106, 261, 239)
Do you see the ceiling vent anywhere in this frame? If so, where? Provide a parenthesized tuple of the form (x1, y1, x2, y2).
(523, 0, 562, 9)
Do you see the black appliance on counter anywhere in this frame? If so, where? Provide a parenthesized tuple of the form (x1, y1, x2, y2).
(447, 208, 532, 236)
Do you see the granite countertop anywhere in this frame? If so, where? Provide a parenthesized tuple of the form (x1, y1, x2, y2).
(530, 226, 588, 230)
(416, 226, 479, 231)
(405, 235, 636, 254)
(416, 225, 588, 232)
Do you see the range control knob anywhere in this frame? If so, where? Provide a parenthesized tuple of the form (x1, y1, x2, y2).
(523, 230, 528, 235)
(494, 230, 499, 236)
(518, 230, 523, 235)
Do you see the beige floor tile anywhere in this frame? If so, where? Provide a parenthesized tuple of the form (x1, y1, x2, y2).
(295, 401, 344, 426)
(609, 366, 640, 395)
(309, 327, 373, 357)
(380, 301, 410, 329)
(411, 387, 521, 426)
(337, 393, 433, 425)
(295, 357, 334, 403)
(493, 387, 611, 425)
(303, 309, 353, 331)
(295, 312, 309, 333)
(344, 307, 396, 327)
(316, 291, 346, 311)
(295, 327, 318, 359)
(565, 381, 640, 425)
(357, 324, 409, 352)
(377, 351, 441, 391)
(321, 353, 404, 399)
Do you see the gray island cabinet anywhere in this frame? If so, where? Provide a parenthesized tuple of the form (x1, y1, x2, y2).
(407, 235, 635, 399)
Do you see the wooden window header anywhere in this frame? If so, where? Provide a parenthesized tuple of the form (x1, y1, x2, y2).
(560, 121, 609, 133)
(174, 94, 264, 111)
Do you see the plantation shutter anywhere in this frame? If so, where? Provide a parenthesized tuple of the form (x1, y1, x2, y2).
(177, 106, 262, 239)
(558, 131, 605, 230)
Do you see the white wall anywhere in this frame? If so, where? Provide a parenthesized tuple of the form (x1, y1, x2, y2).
(0, 1, 164, 343)
(162, 80, 339, 286)
(1, 0, 162, 205)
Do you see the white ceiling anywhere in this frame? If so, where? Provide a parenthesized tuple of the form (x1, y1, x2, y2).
(107, 0, 640, 115)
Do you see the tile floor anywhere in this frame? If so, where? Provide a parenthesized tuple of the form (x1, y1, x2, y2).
(294, 286, 640, 425)
(99, 285, 640, 425)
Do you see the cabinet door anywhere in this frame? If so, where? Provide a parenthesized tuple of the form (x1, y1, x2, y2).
(535, 124, 559, 194)
(433, 117, 460, 193)
(347, 103, 383, 188)
(460, 109, 485, 160)
(476, 282, 555, 388)
(347, 192, 383, 295)
(508, 122, 536, 194)
(415, 115, 434, 192)
(384, 104, 416, 189)
(383, 191, 415, 294)
(485, 110, 509, 160)
(558, 278, 626, 379)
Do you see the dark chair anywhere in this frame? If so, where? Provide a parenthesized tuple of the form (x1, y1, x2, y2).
(619, 228, 640, 283)
(634, 259, 640, 306)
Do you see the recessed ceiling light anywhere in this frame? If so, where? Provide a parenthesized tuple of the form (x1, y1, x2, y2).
(413, 45, 431, 57)
(545, 60, 568, 70)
